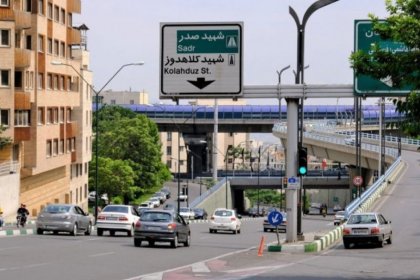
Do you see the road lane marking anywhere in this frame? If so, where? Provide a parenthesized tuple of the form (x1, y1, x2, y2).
(88, 252, 115, 257)
(192, 262, 211, 273)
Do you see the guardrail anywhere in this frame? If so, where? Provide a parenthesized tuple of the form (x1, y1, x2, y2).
(336, 130, 420, 147)
(344, 156, 402, 218)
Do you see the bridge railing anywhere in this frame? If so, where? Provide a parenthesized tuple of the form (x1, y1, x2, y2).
(344, 156, 402, 219)
(336, 130, 420, 147)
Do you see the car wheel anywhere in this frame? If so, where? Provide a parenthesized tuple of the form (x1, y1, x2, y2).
(127, 225, 134, 237)
(171, 235, 178, 248)
(184, 233, 191, 247)
(110, 230, 115, 236)
(387, 234, 392, 244)
(85, 222, 92, 236)
(238, 228, 241, 234)
(209, 229, 213, 233)
(233, 228, 238, 234)
(377, 238, 384, 248)
(263, 228, 268, 232)
(343, 240, 350, 249)
(149, 241, 155, 247)
(97, 228, 103, 236)
(71, 223, 78, 236)
(37, 228, 43, 235)
(134, 238, 142, 247)
(53, 231, 59, 235)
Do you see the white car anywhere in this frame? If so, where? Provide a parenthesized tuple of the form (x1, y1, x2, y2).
(178, 193, 188, 201)
(88, 191, 109, 203)
(344, 136, 356, 145)
(334, 211, 346, 226)
(96, 205, 140, 237)
(148, 197, 161, 208)
(179, 207, 195, 220)
(209, 208, 242, 234)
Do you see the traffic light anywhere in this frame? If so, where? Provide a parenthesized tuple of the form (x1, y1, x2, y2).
(298, 147, 308, 176)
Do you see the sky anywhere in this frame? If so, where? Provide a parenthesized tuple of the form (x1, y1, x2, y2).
(74, 0, 389, 106)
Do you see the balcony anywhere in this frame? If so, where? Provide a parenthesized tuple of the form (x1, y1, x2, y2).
(0, 7, 14, 21)
(67, 0, 81, 14)
(14, 127, 31, 141)
(67, 27, 81, 45)
(14, 91, 31, 110)
(60, 122, 78, 138)
(71, 151, 77, 162)
(15, 48, 32, 68)
(14, 10, 31, 30)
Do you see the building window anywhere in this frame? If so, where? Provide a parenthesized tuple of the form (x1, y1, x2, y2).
(1, 29, 10, 46)
(59, 76, 64, 90)
(47, 74, 52, 89)
(166, 160, 172, 169)
(38, 35, 44, 52)
(53, 107, 58, 123)
(26, 35, 32, 50)
(166, 146, 172, 156)
(53, 75, 58, 89)
(66, 138, 71, 153)
(71, 137, 76, 151)
(54, 5, 59, 21)
(15, 71, 23, 88)
(66, 77, 71, 91)
(38, 0, 44, 15)
(59, 107, 64, 123)
(110, 100, 116, 105)
(25, 0, 32, 12)
(53, 139, 58, 156)
(47, 38, 52, 53)
(46, 140, 52, 157)
(0, 110, 9, 126)
(1, 70, 10, 87)
(47, 2, 52, 19)
(130, 100, 134, 105)
(37, 73, 43, 89)
(59, 139, 64, 154)
(47, 108, 52, 124)
(0, 0, 10, 7)
(60, 8, 65, 24)
(14, 110, 30, 126)
(54, 39, 59, 56)
(167, 132, 172, 141)
(60, 42, 65, 57)
(37, 108, 44, 125)
(66, 108, 71, 122)
(67, 13, 72, 27)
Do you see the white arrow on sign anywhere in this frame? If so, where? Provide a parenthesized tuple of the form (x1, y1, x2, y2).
(271, 213, 280, 224)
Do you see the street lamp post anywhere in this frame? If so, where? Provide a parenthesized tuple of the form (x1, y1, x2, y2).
(52, 60, 144, 222)
(288, 0, 338, 241)
(277, 65, 291, 121)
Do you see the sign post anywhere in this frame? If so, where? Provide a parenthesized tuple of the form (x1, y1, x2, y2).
(354, 20, 411, 96)
(160, 22, 243, 98)
(353, 175, 363, 197)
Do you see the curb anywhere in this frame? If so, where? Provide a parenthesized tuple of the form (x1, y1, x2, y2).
(0, 228, 35, 237)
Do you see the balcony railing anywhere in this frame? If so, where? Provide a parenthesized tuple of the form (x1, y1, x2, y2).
(14, 127, 31, 141)
(0, 161, 19, 177)
(67, 27, 81, 45)
(14, 91, 31, 109)
(14, 10, 31, 30)
(67, 0, 81, 14)
(15, 48, 32, 68)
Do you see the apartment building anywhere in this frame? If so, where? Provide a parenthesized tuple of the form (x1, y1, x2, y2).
(0, 0, 92, 218)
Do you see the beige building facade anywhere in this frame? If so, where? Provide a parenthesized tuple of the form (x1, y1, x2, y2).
(0, 0, 91, 218)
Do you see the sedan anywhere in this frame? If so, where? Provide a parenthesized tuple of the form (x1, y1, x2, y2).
(193, 208, 208, 220)
(36, 204, 92, 236)
(179, 207, 195, 220)
(96, 205, 140, 236)
(209, 208, 241, 234)
(343, 212, 392, 248)
(333, 211, 346, 226)
(133, 209, 190, 248)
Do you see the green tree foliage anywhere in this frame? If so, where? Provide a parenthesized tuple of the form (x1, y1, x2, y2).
(350, 0, 420, 137)
(0, 125, 12, 150)
(92, 106, 172, 200)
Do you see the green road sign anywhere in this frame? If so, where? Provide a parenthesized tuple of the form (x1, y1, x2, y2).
(354, 20, 412, 97)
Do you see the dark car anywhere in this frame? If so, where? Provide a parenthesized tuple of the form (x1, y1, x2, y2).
(160, 188, 171, 199)
(193, 208, 208, 220)
(134, 209, 190, 248)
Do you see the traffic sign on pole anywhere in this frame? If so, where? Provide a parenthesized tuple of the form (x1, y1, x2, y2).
(160, 22, 243, 99)
(353, 20, 412, 97)
(268, 211, 283, 226)
(353, 176, 363, 186)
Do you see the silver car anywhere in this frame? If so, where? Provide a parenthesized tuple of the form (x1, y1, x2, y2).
(342, 212, 392, 248)
(36, 204, 93, 236)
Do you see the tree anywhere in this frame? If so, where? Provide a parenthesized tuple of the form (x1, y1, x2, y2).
(0, 125, 12, 150)
(350, 0, 420, 137)
(93, 106, 171, 201)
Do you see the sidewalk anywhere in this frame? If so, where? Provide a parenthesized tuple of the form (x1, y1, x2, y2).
(0, 219, 36, 237)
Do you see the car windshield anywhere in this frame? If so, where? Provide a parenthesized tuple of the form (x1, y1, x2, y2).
(214, 210, 233, 216)
(102, 205, 129, 213)
(347, 214, 377, 224)
(180, 208, 190, 212)
(43, 205, 70, 213)
(141, 212, 172, 222)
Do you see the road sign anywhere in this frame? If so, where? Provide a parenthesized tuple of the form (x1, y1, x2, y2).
(353, 176, 363, 186)
(267, 211, 283, 226)
(287, 176, 300, 190)
(160, 22, 243, 99)
(354, 20, 412, 96)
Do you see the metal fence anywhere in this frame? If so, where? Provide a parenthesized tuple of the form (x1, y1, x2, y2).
(0, 161, 19, 177)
